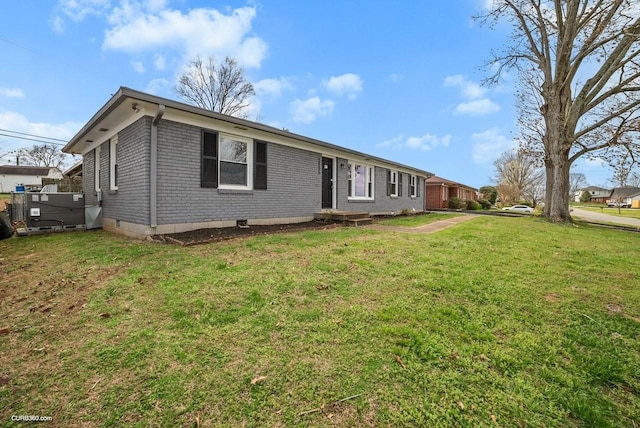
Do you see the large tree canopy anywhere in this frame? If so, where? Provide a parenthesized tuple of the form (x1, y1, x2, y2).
(479, 0, 640, 222)
(175, 56, 255, 119)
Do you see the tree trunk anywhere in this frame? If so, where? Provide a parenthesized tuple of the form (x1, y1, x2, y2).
(543, 152, 572, 222)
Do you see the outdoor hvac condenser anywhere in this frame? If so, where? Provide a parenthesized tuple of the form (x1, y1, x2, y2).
(24, 193, 85, 231)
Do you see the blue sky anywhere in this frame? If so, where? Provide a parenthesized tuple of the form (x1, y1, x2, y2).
(0, 0, 614, 187)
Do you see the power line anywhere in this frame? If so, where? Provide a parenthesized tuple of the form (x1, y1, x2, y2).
(0, 128, 68, 143)
(0, 129, 68, 146)
(0, 133, 66, 146)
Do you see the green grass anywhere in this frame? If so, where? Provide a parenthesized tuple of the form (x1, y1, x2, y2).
(1, 217, 639, 426)
(577, 206, 640, 219)
(376, 212, 462, 227)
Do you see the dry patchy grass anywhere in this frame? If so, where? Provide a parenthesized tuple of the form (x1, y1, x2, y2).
(1, 219, 639, 427)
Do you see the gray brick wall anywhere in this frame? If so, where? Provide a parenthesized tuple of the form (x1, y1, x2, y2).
(335, 157, 425, 213)
(82, 117, 151, 225)
(84, 117, 426, 228)
(156, 119, 322, 225)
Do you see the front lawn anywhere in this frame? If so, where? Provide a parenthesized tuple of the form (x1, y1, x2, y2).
(1, 217, 639, 426)
(578, 205, 640, 219)
(376, 212, 462, 227)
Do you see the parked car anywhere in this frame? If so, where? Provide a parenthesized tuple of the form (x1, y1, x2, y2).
(606, 201, 631, 208)
(502, 204, 534, 213)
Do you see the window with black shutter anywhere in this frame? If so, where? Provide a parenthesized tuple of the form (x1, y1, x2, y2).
(201, 131, 218, 188)
(254, 140, 267, 189)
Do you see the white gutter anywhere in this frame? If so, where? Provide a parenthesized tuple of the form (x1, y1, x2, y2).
(150, 104, 165, 228)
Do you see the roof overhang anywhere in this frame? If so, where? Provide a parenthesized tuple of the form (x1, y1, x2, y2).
(64, 87, 435, 177)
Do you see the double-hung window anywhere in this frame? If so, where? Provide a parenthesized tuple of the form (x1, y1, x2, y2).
(109, 136, 118, 191)
(387, 170, 398, 197)
(201, 131, 267, 190)
(94, 146, 101, 192)
(347, 163, 374, 200)
(409, 175, 417, 197)
(219, 134, 251, 188)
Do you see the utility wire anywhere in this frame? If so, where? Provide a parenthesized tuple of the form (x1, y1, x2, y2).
(0, 128, 68, 143)
(0, 133, 66, 146)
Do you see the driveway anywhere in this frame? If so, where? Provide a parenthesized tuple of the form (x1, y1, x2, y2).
(571, 207, 640, 227)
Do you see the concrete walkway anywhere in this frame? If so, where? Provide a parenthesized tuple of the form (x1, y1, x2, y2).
(571, 207, 640, 228)
(368, 214, 478, 234)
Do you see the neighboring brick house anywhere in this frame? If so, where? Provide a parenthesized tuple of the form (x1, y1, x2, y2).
(63, 87, 433, 238)
(425, 176, 478, 210)
(0, 165, 63, 192)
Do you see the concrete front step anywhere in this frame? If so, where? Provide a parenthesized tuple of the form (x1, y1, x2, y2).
(314, 211, 370, 221)
(345, 217, 373, 227)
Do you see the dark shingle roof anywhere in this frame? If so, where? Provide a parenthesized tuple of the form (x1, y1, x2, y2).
(610, 187, 640, 199)
(0, 165, 53, 176)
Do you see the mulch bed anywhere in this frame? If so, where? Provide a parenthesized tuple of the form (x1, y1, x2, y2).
(153, 220, 342, 246)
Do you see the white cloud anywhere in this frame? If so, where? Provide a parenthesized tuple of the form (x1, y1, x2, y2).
(51, 0, 111, 33)
(131, 60, 145, 73)
(0, 87, 25, 98)
(154, 54, 166, 71)
(290, 97, 334, 124)
(325, 73, 363, 100)
(471, 128, 517, 163)
(0, 109, 81, 153)
(389, 73, 404, 82)
(254, 77, 295, 98)
(103, 4, 268, 69)
(444, 74, 487, 99)
(444, 74, 501, 116)
(454, 98, 500, 116)
(377, 133, 452, 151)
(145, 78, 170, 95)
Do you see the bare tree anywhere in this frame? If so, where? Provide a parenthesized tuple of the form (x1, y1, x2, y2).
(175, 56, 255, 119)
(478, 1, 640, 222)
(629, 171, 640, 187)
(569, 172, 588, 196)
(20, 144, 67, 169)
(493, 148, 545, 205)
(496, 181, 521, 206)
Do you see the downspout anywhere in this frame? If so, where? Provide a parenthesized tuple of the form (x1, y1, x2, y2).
(150, 104, 165, 229)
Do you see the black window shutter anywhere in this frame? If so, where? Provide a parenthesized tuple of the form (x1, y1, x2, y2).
(417, 177, 421, 197)
(399, 173, 403, 197)
(201, 131, 218, 188)
(254, 140, 267, 189)
(387, 170, 391, 196)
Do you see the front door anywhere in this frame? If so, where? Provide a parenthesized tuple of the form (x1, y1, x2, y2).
(321, 157, 333, 209)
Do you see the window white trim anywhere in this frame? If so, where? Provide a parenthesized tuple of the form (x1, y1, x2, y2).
(94, 146, 101, 192)
(218, 133, 253, 190)
(347, 162, 374, 200)
(389, 170, 398, 197)
(109, 136, 118, 191)
(409, 174, 417, 198)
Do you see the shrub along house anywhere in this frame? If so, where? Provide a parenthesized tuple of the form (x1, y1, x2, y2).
(63, 87, 433, 238)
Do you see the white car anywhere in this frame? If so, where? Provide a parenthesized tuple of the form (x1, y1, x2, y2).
(502, 204, 534, 213)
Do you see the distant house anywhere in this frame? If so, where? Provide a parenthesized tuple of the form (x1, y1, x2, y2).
(63, 161, 83, 179)
(574, 186, 611, 203)
(0, 165, 63, 193)
(62, 87, 434, 238)
(425, 176, 478, 209)
(607, 187, 640, 208)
